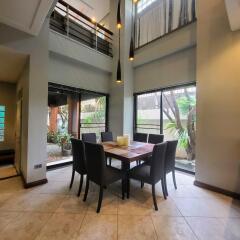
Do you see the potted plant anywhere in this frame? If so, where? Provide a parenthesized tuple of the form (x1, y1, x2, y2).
(57, 132, 72, 156)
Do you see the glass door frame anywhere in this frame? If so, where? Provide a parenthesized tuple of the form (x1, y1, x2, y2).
(133, 82, 196, 174)
(47, 82, 109, 169)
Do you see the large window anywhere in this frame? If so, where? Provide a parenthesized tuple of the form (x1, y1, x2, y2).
(134, 84, 196, 173)
(135, 0, 196, 48)
(47, 83, 109, 166)
(0, 106, 5, 142)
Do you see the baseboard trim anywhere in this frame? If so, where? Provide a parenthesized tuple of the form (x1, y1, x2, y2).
(21, 173, 48, 189)
(194, 180, 240, 199)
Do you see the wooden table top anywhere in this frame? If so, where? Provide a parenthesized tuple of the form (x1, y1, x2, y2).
(102, 141, 154, 162)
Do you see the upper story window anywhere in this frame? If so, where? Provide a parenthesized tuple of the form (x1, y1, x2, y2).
(135, 0, 196, 48)
(137, 0, 157, 13)
(0, 106, 6, 142)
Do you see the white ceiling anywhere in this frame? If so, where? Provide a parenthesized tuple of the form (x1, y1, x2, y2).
(66, 0, 110, 22)
(0, 46, 28, 83)
(0, 0, 56, 36)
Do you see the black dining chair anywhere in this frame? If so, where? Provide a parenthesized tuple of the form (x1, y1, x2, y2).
(83, 142, 126, 213)
(82, 133, 97, 143)
(133, 133, 148, 143)
(101, 132, 113, 166)
(164, 140, 178, 196)
(129, 142, 167, 211)
(148, 134, 164, 144)
(133, 133, 148, 165)
(69, 138, 87, 197)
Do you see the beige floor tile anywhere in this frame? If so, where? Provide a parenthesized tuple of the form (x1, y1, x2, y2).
(0, 212, 51, 240)
(56, 195, 88, 214)
(0, 212, 20, 232)
(86, 192, 119, 215)
(0, 193, 13, 208)
(0, 193, 66, 213)
(35, 213, 84, 240)
(186, 217, 240, 240)
(221, 218, 240, 240)
(0, 177, 24, 194)
(76, 214, 117, 240)
(152, 216, 197, 240)
(173, 197, 240, 217)
(30, 181, 73, 195)
(118, 188, 179, 216)
(118, 215, 157, 240)
(118, 198, 153, 216)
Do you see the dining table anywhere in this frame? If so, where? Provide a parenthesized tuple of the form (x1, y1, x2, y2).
(102, 141, 155, 198)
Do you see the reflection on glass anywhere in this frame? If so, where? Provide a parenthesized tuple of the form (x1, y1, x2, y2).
(136, 92, 161, 134)
(80, 94, 106, 141)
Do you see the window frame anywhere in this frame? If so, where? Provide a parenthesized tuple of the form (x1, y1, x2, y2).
(133, 82, 196, 174)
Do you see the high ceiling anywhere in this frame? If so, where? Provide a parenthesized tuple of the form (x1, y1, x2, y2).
(65, 0, 110, 22)
(0, 0, 56, 36)
(0, 46, 28, 83)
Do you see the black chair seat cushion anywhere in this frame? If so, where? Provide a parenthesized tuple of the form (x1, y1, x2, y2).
(104, 166, 125, 185)
(129, 164, 152, 184)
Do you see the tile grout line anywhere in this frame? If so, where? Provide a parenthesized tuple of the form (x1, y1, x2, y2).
(183, 216, 200, 240)
(150, 214, 159, 239)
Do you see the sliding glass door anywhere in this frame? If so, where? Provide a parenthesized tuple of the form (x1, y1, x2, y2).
(80, 93, 107, 141)
(47, 83, 109, 166)
(134, 84, 196, 173)
(162, 86, 196, 172)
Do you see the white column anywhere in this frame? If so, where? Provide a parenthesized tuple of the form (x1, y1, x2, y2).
(109, 0, 134, 138)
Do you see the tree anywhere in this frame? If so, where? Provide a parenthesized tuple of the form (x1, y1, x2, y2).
(162, 89, 196, 160)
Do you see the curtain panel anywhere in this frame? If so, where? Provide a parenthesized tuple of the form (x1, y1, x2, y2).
(135, 0, 196, 48)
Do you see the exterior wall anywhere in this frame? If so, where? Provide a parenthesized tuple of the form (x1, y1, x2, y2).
(134, 47, 196, 93)
(196, 0, 240, 193)
(0, 82, 16, 151)
(49, 53, 110, 93)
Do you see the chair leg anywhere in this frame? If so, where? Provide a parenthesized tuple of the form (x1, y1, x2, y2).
(152, 184, 158, 211)
(121, 179, 125, 200)
(141, 181, 144, 188)
(172, 170, 177, 189)
(161, 179, 167, 200)
(77, 174, 84, 197)
(83, 177, 89, 202)
(164, 174, 168, 196)
(69, 169, 75, 189)
(127, 178, 130, 199)
(96, 186, 104, 213)
(109, 158, 112, 166)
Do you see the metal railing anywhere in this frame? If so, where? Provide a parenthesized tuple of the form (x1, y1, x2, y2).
(50, 0, 113, 57)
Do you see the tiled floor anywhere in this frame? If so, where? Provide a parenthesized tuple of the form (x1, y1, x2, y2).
(0, 166, 240, 240)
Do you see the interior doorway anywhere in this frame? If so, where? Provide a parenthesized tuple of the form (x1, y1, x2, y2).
(0, 83, 19, 180)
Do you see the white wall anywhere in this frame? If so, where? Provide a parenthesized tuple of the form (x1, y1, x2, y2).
(0, 82, 16, 151)
(134, 47, 196, 92)
(16, 61, 29, 179)
(49, 30, 112, 74)
(196, 0, 240, 193)
(109, 0, 134, 138)
(49, 53, 110, 93)
(0, 21, 49, 183)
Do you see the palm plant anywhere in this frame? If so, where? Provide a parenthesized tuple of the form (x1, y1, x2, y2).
(163, 90, 196, 161)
